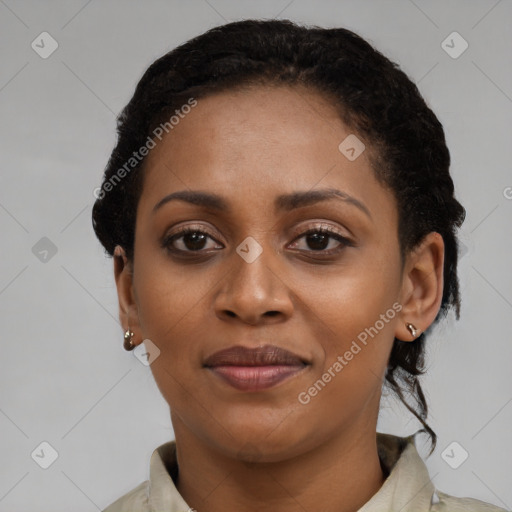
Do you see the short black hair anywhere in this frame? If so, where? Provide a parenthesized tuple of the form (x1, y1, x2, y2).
(92, 19, 466, 453)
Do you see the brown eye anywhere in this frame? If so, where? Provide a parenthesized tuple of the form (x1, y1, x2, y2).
(304, 231, 331, 251)
(162, 228, 223, 253)
(288, 227, 352, 255)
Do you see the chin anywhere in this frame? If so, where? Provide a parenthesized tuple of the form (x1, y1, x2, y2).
(212, 422, 313, 464)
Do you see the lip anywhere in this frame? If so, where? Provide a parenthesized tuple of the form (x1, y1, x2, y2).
(203, 345, 309, 392)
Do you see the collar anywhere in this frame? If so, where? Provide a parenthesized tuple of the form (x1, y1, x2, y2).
(359, 431, 435, 511)
(148, 431, 435, 512)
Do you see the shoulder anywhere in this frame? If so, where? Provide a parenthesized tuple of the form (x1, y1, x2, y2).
(101, 480, 150, 512)
(431, 489, 509, 511)
(374, 432, 508, 512)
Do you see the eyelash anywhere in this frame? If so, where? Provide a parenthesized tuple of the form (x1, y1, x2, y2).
(161, 224, 353, 258)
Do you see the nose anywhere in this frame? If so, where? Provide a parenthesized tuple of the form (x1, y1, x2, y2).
(213, 242, 294, 326)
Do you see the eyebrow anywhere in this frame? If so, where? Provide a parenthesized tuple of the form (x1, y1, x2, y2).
(152, 188, 372, 219)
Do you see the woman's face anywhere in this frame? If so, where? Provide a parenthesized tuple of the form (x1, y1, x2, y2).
(119, 85, 427, 462)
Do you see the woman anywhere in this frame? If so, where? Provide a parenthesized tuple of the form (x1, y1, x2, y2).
(92, 19, 507, 512)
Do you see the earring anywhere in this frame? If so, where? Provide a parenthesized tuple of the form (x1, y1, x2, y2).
(124, 330, 135, 351)
(405, 323, 419, 338)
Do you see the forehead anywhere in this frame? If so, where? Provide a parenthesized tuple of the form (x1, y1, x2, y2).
(138, 85, 396, 224)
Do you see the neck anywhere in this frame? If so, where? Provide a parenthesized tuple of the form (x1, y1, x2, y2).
(172, 418, 386, 512)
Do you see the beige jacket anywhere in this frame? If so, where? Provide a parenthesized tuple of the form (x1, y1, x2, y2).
(102, 432, 508, 512)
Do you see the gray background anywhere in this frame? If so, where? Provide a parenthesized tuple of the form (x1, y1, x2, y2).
(1, 0, 511, 510)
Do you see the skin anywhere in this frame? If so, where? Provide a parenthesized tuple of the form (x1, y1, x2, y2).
(114, 84, 444, 512)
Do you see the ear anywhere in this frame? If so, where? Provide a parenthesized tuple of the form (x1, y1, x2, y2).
(395, 232, 444, 342)
(113, 245, 142, 347)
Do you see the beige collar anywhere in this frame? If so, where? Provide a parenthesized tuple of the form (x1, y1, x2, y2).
(147, 431, 436, 512)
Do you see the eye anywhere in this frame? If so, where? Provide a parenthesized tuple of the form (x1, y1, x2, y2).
(161, 223, 352, 257)
(162, 226, 223, 253)
(288, 225, 352, 255)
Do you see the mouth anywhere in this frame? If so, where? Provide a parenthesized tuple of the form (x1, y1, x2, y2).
(203, 345, 310, 392)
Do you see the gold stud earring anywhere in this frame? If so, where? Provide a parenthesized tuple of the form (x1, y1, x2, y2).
(405, 323, 419, 338)
(124, 330, 135, 351)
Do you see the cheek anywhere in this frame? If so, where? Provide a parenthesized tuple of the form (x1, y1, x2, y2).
(133, 246, 217, 341)
(296, 300, 397, 439)
(293, 253, 399, 403)
(131, 249, 223, 400)
(291, 248, 400, 344)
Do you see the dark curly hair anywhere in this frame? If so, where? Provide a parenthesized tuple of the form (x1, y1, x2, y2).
(92, 19, 466, 454)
